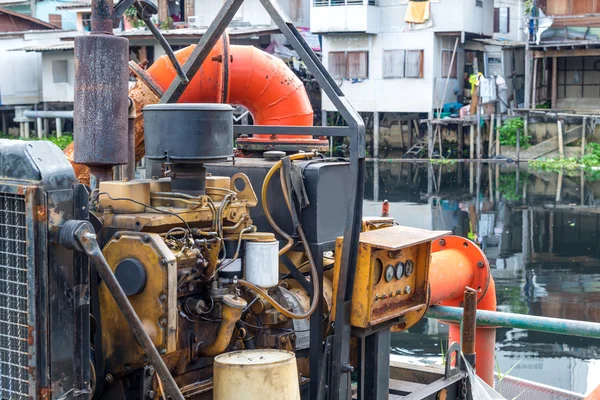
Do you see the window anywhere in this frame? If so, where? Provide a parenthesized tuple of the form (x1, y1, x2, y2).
(383, 50, 424, 79)
(328, 51, 368, 79)
(442, 50, 457, 79)
(49, 14, 62, 29)
(475, 0, 482, 7)
(52, 60, 68, 84)
(494, 7, 510, 34)
(81, 12, 91, 31)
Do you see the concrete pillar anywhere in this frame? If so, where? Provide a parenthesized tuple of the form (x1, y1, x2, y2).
(373, 111, 379, 158)
(1, 112, 7, 135)
(36, 117, 43, 139)
(24, 122, 30, 139)
(428, 111, 434, 158)
(43, 103, 49, 136)
(373, 159, 379, 202)
(56, 118, 62, 138)
(19, 122, 24, 138)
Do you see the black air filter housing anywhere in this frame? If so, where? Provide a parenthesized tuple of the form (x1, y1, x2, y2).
(143, 103, 234, 163)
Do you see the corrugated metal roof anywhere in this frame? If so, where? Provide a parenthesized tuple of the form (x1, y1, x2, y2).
(9, 42, 74, 52)
(0, 6, 60, 29)
(0, 0, 28, 5)
(116, 25, 279, 38)
(56, 1, 91, 10)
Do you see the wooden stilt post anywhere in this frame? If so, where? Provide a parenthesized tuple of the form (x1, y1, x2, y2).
(532, 59, 539, 108)
(496, 114, 501, 156)
(488, 113, 495, 158)
(469, 123, 475, 159)
(458, 122, 464, 158)
(581, 117, 587, 158)
(552, 57, 558, 109)
(557, 119, 564, 159)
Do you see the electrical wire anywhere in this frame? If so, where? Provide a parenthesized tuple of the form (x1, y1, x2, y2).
(96, 192, 192, 233)
(237, 153, 321, 320)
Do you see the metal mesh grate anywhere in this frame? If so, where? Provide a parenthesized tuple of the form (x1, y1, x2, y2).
(0, 193, 30, 399)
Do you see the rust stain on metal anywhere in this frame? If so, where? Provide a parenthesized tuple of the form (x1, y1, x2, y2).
(34, 205, 47, 222)
(28, 325, 35, 345)
(39, 387, 51, 400)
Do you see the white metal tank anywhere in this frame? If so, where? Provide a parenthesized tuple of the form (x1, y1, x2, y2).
(213, 349, 301, 400)
(244, 240, 279, 288)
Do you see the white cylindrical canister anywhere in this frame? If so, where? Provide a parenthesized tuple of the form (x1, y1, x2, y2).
(213, 350, 301, 400)
(244, 240, 279, 288)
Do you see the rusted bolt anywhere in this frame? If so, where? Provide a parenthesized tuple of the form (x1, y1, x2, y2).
(160, 258, 167, 266)
(280, 336, 288, 344)
(396, 289, 402, 295)
(477, 261, 485, 269)
(211, 55, 223, 62)
(290, 333, 297, 341)
(375, 294, 379, 301)
(341, 364, 354, 373)
(146, 390, 155, 399)
(142, 234, 150, 243)
(439, 238, 446, 246)
(404, 286, 412, 295)
(278, 314, 286, 322)
(104, 374, 114, 384)
(193, 335, 200, 343)
(159, 317, 167, 326)
(146, 366, 155, 376)
(159, 293, 167, 302)
(114, 232, 120, 240)
(159, 348, 167, 355)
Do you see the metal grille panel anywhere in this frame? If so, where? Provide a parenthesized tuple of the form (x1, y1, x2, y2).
(0, 193, 30, 400)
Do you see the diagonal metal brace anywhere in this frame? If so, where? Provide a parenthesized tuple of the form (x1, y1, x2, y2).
(59, 220, 184, 400)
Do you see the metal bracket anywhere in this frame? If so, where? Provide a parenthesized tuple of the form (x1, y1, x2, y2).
(145, 0, 365, 398)
(113, 0, 189, 84)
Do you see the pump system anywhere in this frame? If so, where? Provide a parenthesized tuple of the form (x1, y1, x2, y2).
(0, 0, 496, 398)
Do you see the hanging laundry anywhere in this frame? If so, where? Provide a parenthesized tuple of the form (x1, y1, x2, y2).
(405, 0, 430, 24)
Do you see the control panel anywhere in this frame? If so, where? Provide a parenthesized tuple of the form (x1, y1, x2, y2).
(332, 225, 449, 329)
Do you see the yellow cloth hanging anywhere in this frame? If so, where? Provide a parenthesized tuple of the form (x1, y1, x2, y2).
(405, 0, 430, 24)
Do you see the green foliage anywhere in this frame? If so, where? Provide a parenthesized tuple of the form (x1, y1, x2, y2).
(498, 118, 531, 148)
(430, 158, 457, 165)
(535, 101, 550, 109)
(529, 142, 600, 176)
(160, 16, 174, 30)
(498, 172, 528, 202)
(524, 0, 534, 15)
(0, 133, 73, 150)
(124, 6, 145, 28)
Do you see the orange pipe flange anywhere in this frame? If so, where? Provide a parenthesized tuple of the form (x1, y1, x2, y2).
(429, 235, 497, 386)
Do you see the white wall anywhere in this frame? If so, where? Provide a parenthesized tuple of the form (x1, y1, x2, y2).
(493, 0, 524, 42)
(0, 31, 78, 106)
(41, 51, 75, 103)
(321, 32, 465, 113)
(192, 0, 304, 26)
(313, 0, 493, 36)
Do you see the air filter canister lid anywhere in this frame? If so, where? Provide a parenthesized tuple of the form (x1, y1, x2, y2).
(143, 103, 234, 163)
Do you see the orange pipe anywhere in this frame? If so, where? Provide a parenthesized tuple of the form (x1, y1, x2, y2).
(429, 236, 497, 386)
(146, 40, 313, 139)
(65, 35, 322, 182)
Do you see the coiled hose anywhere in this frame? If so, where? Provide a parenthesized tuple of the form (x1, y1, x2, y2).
(237, 153, 320, 319)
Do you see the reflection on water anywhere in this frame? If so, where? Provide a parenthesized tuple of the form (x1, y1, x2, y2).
(365, 161, 600, 395)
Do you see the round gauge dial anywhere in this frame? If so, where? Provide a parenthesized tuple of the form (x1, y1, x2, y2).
(384, 264, 395, 282)
(405, 259, 414, 277)
(395, 262, 405, 280)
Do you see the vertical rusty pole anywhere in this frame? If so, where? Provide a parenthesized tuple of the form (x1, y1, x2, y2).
(73, 0, 129, 187)
(462, 287, 477, 368)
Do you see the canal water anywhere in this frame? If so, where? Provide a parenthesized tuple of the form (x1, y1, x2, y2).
(364, 160, 600, 396)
